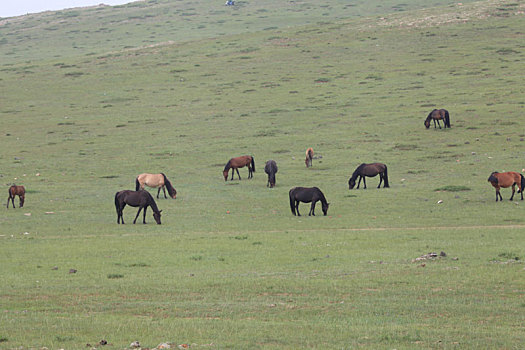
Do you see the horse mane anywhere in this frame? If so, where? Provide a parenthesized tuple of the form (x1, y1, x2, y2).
(144, 190, 161, 214)
(351, 163, 366, 179)
(223, 160, 232, 172)
(488, 172, 499, 184)
(314, 187, 328, 204)
(425, 110, 435, 122)
(161, 173, 176, 197)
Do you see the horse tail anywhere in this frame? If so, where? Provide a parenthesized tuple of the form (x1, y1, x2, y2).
(289, 188, 296, 215)
(444, 109, 451, 128)
(251, 156, 255, 172)
(135, 177, 141, 191)
(519, 174, 525, 193)
(114, 192, 120, 214)
(383, 165, 390, 188)
(161, 173, 176, 198)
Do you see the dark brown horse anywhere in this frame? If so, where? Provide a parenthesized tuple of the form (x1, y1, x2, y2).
(305, 147, 314, 168)
(223, 155, 255, 181)
(115, 190, 162, 224)
(487, 171, 524, 201)
(349, 163, 389, 189)
(424, 109, 450, 129)
(136, 173, 177, 199)
(264, 160, 278, 188)
(289, 186, 329, 216)
(6, 185, 25, 208)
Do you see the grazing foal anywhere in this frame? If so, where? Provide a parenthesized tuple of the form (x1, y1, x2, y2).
(7, 185, 25, 208)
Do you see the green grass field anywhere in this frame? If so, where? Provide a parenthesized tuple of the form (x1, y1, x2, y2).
(1, 0, 524, 348)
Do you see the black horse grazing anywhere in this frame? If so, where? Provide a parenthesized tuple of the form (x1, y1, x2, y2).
(115, 190, 162, 224)
(289, 187, 329, 216)
(264, 160, 278, 188)
(424, 109, 450, 129)
(349, 163, 389, 189)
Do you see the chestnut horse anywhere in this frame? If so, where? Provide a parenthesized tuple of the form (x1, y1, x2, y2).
(487, 171, 524, 201)
(424, 109, 450, 129)
(305, 147, 314, 168)
(264, 160, 278, 188)
(115, 190, 162, 224)
(349, 163, 389, 189)
(136, 173, 176, 199)
(6, 185, 25, 208)
(223, 155, 255, 181)
(289, 186, 329, 216)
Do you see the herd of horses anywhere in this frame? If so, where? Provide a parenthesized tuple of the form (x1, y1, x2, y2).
(6, 109, 525, 222)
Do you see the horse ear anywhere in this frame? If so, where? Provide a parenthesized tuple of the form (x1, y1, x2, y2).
(159, 210, 163, 213)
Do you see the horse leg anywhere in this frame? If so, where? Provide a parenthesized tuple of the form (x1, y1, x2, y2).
(6, 194, 12, 208)
(495, 188, 501, 201)
(356, 176, 362, 189)
(118, 203, 126, 224)
(363, 177, 367, 189)
(377, 174, 383, 188)
(162, 186, 167, 199)
(236, 168, 241, 180)
(510, 185, 516, 201)
(231, 169, 235, 180)
(295, 202, 301, 216)
(133, 207, 143, 224)
(157, 187, 161, 199)
(309, 201, 316, 216)
(143, 206, 148, 224)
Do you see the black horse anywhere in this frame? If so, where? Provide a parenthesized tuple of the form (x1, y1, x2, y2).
(289, 187, 329, 216)
(349, 163, 389, 189)
(115, 190, 162, 224)
(424, 109, 450, 129)
(264, 160, 278, 188)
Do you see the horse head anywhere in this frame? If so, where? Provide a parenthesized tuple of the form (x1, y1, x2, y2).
(223, 170, 229, 181)
(153, 210, 162, 224)
(322, 202, 330, 216)
(348, 177, 356, 189)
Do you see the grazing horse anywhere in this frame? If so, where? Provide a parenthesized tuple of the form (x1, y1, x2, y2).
(6, 185, 25, 208)
(349, 163, 389, 189)
(115, 190, 162, 224)
(264, 160, 278, 188)
(223, 155, 255, 181)
(289, 186, 329, 216)
(424, 109, 450, 129)
(135, 173, 177, 199)
(487, 171, 524, 201)
(305, 147, 314, 168)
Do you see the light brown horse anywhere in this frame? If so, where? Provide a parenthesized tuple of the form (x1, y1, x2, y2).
(424, 109, 450, 129)
(7, 185, 25, 208)
(305, 147, 314, 168)
(349, 163, 389, 189)
(487, 171, 524, 201)
(135, 173, 176, 199)
(223, 155, 255, 181)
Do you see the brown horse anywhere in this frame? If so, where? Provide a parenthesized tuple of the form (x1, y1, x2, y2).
(349, 163, 389, 189)
(115, 190, 162, 224)
(305, 147, 314, 168)
(6, 185, 25, 208)
(223, 155, 255, 181)
(135, 173, 176, 199)
(487, 171, 524, 201)
(424, 109, 450, 129)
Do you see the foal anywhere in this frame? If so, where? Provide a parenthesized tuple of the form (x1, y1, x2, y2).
(7, 185, 25, 208)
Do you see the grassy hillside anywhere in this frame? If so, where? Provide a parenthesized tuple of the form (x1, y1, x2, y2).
(1, 0, 524, 348)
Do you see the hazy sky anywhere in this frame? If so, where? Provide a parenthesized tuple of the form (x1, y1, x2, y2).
(1, 1, 134, 18)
